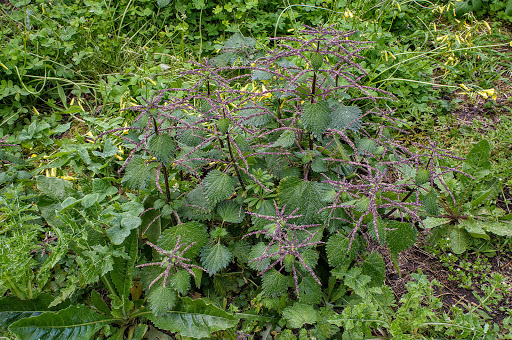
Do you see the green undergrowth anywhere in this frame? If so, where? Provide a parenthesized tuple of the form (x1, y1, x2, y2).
(1, 0, 512, 339)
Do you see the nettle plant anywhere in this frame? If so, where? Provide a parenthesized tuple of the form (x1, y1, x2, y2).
(102, 23, 474, 318)
(2, 26, 492, 339)
(105, 26, 473, 333)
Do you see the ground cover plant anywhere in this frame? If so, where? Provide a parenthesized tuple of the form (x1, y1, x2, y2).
(1, 0, 512, 339)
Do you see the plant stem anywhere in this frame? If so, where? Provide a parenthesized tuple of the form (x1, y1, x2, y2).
(383, 187, 415, 219)
(227, 134, 246, 191)
(152, 116, 172, 204)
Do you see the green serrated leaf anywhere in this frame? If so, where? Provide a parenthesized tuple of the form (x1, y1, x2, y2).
(298, 276, 322, 305)
(328, 103, 362, 132)
(122, 155, 152, 191)
(158, 222, 208, 258)
(311, 157, 328, 173)
(368, 217, 386, 245)
(156, 0, 172, 8)
(273, 130, 296, 148)
(302, 101, 331, 139)
(179, 186, 213, 221)
(386, 221, 417, 254)
(251, 200, 276, 229)
(325, 234, 357, 268)
(361, 252, 385, 287)
(248, 242, 271, 271)
(145, 297, 237, 338)
(278, 177, 332, 224)
(170, 270, 191, 294)
(217, 200, 245, 223)
(310, 53, 324, 71)
(282, 303, 318, 329)
(239, 102, 272, 127)
(201, 243, 232, 275)
(148, 286, 177, 316)
(261, 269, 290, 297)
(232, 240, 252, 263)
(9, 305, 115, 340)
(148, 134, 176, 163)
(357, 138, 377, 155)
(203, 170, 235, 205)
(422, 191, 439, 216)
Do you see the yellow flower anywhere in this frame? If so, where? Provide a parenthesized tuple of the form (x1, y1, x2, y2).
(45, 168, 57, 177)
(459, 84, 471, 92)
(477, 88, 497, 100)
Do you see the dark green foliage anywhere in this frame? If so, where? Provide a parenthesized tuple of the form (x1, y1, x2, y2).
(302, 101, 331, 139)
(159, 222, 208, 258)
(202, 170, 235, 205)
(386, 221, 417, 254)
(278, 177, 333, 224)
(122, 155, 153, 191)
(148, 134, 176, 163)
(261, 269, 291, 297)
(200, 243, 232, 275)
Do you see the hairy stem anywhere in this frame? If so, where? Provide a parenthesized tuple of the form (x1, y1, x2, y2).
(152, 116, 172, 204)
(227, 134, 246, 191)
(383, 187, 415, 219)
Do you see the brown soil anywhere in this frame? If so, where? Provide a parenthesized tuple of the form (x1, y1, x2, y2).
(371, 231, 512, 325)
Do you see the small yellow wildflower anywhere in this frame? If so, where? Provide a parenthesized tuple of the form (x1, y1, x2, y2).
(459, 84, 471, 92)
(45, 168, 57, 177)
(477, 88, 497, 100)
(484, 21, 491, 33)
